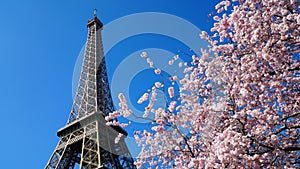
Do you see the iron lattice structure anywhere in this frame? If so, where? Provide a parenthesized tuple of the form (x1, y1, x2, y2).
(45, 12, 136, 169)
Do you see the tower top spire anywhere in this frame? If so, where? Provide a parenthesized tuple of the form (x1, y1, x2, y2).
(87, 9, 103, 28)
(94, 8, 97, 17)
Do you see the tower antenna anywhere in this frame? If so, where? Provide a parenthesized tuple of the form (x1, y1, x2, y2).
(94, 8, 97, 17)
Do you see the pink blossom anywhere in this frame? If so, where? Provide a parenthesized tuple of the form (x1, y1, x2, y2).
(168, 87, 174, 98)
(169, 76, 178, 81)
(118, 93, 126, 103)
(155, 82, 162, 88)
(168, 101, 177, 112)
(140, 51, 147, 58)
(213, 16, 221, 21)
(115, 133, 123, 144)
(137, 93, 149, 104)
(178, 62, 183, 67)
(154, 68, 161, 74)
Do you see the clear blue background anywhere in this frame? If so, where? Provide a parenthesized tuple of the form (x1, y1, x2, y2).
(0, 0, 218, 168)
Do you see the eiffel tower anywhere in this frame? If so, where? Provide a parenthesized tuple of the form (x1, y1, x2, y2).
(45, 10, 136, 169)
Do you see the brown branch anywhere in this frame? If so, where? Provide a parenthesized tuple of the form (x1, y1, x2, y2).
(268, 63, 299, 76)
(270, 155, 279, 166)
(172, 125, 195, 158)
(283, 146, 300, 152)
(282, 112, 300, 120)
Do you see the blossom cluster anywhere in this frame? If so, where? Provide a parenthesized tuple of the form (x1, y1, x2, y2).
(108, 0, 300, 168)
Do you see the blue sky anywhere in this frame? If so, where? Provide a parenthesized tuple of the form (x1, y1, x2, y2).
(0, 1, 219, 168)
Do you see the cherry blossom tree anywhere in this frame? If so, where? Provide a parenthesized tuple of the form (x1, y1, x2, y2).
(106, 0, 300, 168)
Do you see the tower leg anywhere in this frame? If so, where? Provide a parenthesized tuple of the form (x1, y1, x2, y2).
(45, 136, 75, 169)
(79, 121, 102, 169)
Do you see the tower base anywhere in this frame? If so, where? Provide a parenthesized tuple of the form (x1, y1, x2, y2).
(45, 112, 135, 169)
